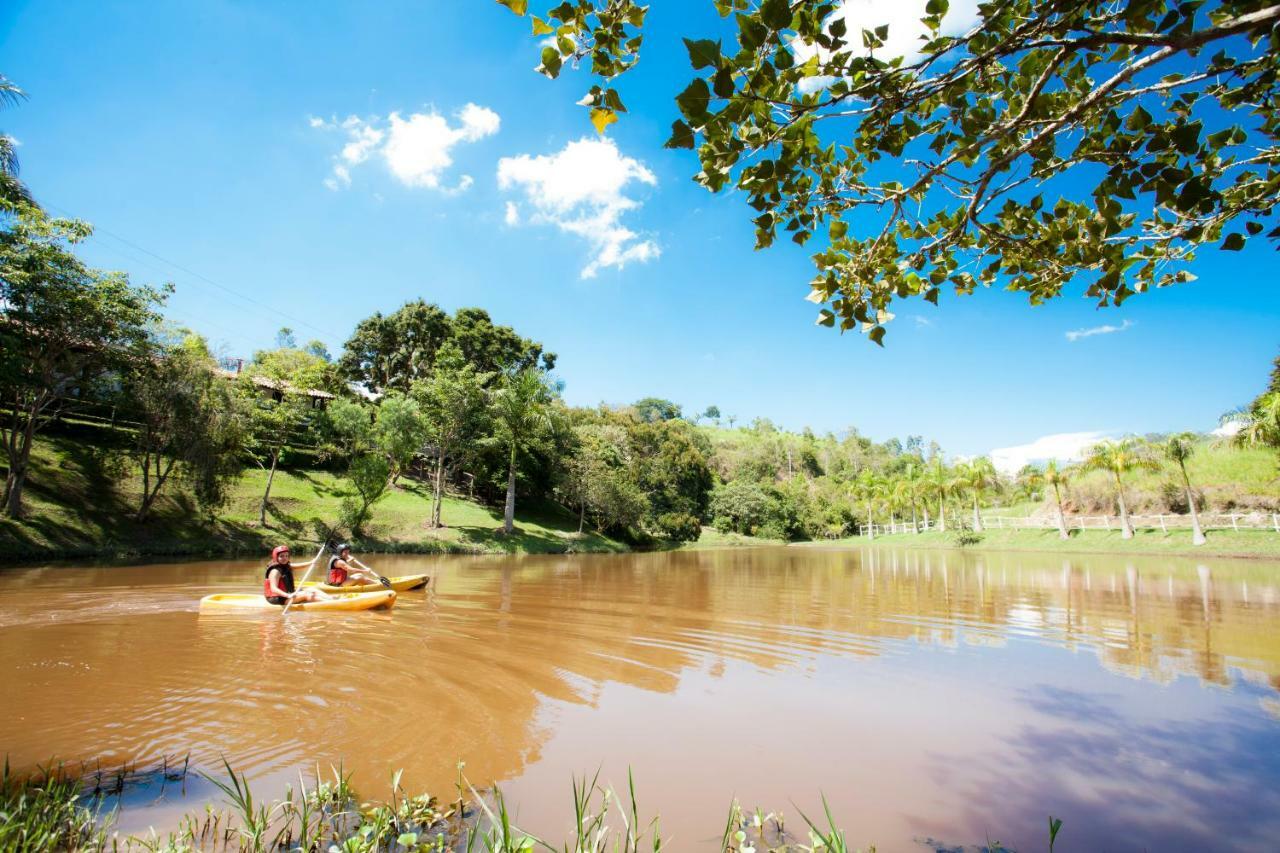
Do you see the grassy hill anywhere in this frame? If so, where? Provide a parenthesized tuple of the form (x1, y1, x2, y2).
(0, 433, 627, 562)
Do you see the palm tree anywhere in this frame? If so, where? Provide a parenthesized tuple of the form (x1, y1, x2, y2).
(1082, 438, 1158, 539)
(957, 457, 999, 532)
(489, 367, 556, 534)
(853, 470, 882, 539)
(899, 463, 921, 532)
(1224, 391, 1280, 450)
(925, 460, 951, 532)
(1043, 460, 1070, 540)
(1, 75, 33, 208)
(1162, 432, 1207, 546)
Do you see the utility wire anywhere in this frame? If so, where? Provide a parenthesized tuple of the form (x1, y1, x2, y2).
(48, 203, 343, 341)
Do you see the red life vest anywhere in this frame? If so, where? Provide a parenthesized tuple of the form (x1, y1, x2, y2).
(263, 562, 295, 599)
(327, 556, 349, 586)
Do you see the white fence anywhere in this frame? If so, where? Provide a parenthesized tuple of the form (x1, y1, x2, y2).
(859, 511, 1280, 537)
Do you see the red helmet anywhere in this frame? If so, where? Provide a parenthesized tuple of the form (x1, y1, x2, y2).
(271, 545, 291, 564)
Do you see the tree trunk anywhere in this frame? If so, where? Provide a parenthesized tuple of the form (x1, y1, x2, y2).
(865, 500, 875, 540)
(2, 415, 37, 519)
(937, 499, 946, 533)
(3, 462, 27, 518)
(578, 501, 586, 534)
(911, 502, 919, 533)
(1115, 471, 1134, 539)
(1053, 483, 1069, 540)
(137, 455, 175, 523)
(1182, 463, 1206, 546)
(971, 492, 984, 532)
(922, 505, 931, 531)
(430, 454, 446, 529)
(503, 445, 517, 534)
(259, 449, 279, 527)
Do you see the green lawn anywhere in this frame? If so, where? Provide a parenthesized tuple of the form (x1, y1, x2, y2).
(797, 527, 1280, 560)
(0, 433, 627, 562)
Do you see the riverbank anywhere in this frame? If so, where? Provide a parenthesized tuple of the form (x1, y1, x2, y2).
(2, 759, 1041, 853)
(0, 434, 627, 562)
(797, 527, 1280, 560)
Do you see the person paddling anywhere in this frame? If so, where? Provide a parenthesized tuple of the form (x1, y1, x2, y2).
(264, 545, 332, 606)
(326, 543, 388, 588)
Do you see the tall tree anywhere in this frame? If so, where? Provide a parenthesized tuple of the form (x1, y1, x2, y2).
(340, 302, 555, 395)
(412, 341, 490, 528)
(0, 207, 165, 517)
(625, 415, 713, 541)
(633, 397, 682, 423)
(1227, 390, 1280, 450)
(958, 457, 999, 533)
(853, 470, 882, 538)
(129, 335, 246, 522)
(1044, 461, 1071, 541)
(240, 346, 328, 526)
(374, 391, 427, 486)
(489, 367, 558, 534)
(1083, 438, 1159, 538)
(1162, 432, 1207, 546)
(925, 459, 953, 532)
(500, 0, 1280, 342)
(1, 75, 33, 208)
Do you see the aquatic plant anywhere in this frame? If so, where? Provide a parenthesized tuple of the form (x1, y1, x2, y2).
(0, 756, 1064, 852)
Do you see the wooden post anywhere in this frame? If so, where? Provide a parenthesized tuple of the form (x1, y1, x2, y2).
(997, 516, 1003, 529)
(1159, 515, 1166, 533)
(1273, 514, 1279, 533)
(1232, 514, 1239, 532)
(1104, 515, 1111, 531)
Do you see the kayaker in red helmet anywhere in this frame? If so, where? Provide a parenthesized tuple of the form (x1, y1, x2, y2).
(263, 545, 332, 606)
(326, 543, 384, 588)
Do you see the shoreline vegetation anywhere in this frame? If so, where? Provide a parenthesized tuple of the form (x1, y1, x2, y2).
(799, 527, 1280, 560)
(1, 757, 1055, 853)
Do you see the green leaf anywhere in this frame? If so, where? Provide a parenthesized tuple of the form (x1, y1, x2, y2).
(829, 219, 848, 240)
(760, 0, 792, 30)
(713, 67, 735, 98)
(665, 120, 695, 149)
(868, 325, 886, 346)
(589, 107, 618, 135)
(496, 0, 528, 15)
(1221, 232, 1245, 251)
(604, 88, 626, 112)
(676, 78, 711, 119)
(530, 16, 554, 35)
(925, 0, 948, 14)
(540, 46, 562, 78)
(683, 38, 721, 69)
(816, 309, 835, 327)
(398, 833, 419, 847)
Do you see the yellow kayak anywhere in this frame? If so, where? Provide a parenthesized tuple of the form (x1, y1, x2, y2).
(198, 590, 397, 612)
(301, 574, 430, 594)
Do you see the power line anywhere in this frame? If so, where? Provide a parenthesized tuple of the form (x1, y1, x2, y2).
(48, 203, 343, 341)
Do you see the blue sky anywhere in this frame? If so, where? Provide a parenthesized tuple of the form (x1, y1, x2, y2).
(3, 1, 1277, 465)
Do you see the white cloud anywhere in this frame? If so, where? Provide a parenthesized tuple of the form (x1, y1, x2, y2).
(989, 431, 1110, 476)
(1065, 319, 1133, 342)
(310, 103, 499, 192)
(1212, 420, 1244, 438)
(497, 137, 660, 278)
(911, 314, 933, 328)
(793, 0, 981, 67)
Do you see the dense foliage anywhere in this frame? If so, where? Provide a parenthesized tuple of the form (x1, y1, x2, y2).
(500, 0, 1280, 343)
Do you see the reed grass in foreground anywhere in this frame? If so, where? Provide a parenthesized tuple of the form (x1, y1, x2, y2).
(0, 758, 1062, 852)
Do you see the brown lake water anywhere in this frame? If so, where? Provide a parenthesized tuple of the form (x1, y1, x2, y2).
(2, 545, 1280, 851)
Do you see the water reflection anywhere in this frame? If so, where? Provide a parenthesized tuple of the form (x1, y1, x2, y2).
(1, 546, 1278, 849)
